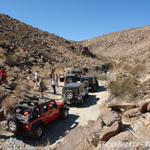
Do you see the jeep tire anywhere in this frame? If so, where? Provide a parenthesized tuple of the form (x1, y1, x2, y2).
(8, 116, 20, 133)
(61, 109, 69, 119)
(65, 90, 74, 100)
(83, 80, 90, 87)
(78, 97, 84, 106)
(32, 125, 44, 140)
(67, 78, 73, 84)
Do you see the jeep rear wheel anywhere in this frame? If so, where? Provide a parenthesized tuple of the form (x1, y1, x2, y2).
(62, 109, 69, 119)
(78, 97, 84, 106)
(65, 90, 74, 100)
(8, 117, 20, 133)
(32, 125, 43, 140)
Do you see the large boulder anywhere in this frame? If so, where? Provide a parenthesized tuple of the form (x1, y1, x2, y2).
(93, 116, 104, 132)
(100, 121, 122, 142)
(99, 131, 134, 150)
(123, 108, 142, 118)
(102, 110, 121, 127)
(107, 103, 136, 111)
(138, 101, 149, 113)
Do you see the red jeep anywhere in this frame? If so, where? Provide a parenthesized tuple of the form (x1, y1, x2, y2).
(5, 98, 69, 140)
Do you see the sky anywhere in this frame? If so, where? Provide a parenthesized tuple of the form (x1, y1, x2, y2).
(0, 0, 150, 41)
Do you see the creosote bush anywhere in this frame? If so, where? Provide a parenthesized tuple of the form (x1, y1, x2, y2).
(3, 54, 19, 66)
(107, 73, 141, 98)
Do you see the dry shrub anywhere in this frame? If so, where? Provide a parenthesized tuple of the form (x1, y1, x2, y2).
(3, 54, 19, 66)
(87, 70, 107, 80)
(107, 73, 141, 98)
(130, 64, 146, 77)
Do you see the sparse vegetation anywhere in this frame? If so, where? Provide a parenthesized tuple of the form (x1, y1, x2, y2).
(3, 54, 19, 66)
(107, 73, 142, 98)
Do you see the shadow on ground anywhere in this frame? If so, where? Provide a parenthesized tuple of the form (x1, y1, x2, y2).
(14, 114, 79, 146)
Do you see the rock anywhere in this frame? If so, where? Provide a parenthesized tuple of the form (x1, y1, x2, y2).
(147, 103, 150, 112)
(143, 94, 150, 100)
(141, 113, 150, 126)
(93, 116, 104, 132)
(107, 102, 136, 111)
(102, 110, 121, 127)
(100, 121, 122, 142)
(138, 101, 149, 113)
(101, 131, 134, 150)
(123, 108, 141, 118)
(87, 134, 100, 147)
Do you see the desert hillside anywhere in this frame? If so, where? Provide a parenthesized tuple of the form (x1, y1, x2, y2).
(79, 25, 150, 62)
(0, 14, 100, 70)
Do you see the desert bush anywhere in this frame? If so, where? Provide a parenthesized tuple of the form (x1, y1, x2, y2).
(130, 64, 146, 77)
(87, 70, 108, 80)
(122, 64, 132, 71)
(107, 73, 141, 98)
(3, 54, 19, 66)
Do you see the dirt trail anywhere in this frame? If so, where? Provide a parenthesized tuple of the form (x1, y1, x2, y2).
(0, 79, 110, 149)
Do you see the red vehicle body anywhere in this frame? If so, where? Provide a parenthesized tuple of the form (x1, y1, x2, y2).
(5, 98, 69, 139)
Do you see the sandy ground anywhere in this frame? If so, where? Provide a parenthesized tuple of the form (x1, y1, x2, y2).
(0, 79, 110, 148)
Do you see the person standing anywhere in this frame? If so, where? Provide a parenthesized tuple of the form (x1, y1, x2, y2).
(39, 77, 45, 97)
(55, 74, 59, 85)
(0, 67, 6, 86)
(51, 78, 57, 94)
(104, 68, 107, 75)
(35, 70, 39, 86)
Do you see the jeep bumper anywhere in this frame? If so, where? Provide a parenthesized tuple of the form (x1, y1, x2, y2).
(5, 123, 33, 136)
(62, 97, 82, 103)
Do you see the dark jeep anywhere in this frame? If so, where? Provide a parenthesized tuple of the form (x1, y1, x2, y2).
(71, 69, 81, 81)
(62, 83, 89, 105)
(80, 75, 99, 92)
(5, 98, 69, 140)
(63, 74, 78, 85)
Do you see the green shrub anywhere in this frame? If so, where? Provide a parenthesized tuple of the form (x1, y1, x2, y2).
(3, 54, 19, 66)
(107, 73, 140, 97)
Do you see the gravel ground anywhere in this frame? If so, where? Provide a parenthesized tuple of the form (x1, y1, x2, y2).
(0, 80, 109, 150)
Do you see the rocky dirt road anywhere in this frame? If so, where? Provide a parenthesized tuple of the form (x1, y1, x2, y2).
(0, 80, 109, 149)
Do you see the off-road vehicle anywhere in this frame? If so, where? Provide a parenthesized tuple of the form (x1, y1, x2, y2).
(5, 98, 69, 140)
(80, 75, 99, 92)
(62, 83, 89, 105)
(63, 74, 78, 85)
(71, 69, 81, 81)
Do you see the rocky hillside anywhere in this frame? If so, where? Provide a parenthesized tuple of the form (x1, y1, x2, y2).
(79, 25, 150, 62)
(0, 14, 99, 70)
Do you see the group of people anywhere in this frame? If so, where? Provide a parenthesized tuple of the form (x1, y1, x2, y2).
(34, 70, 59, 97)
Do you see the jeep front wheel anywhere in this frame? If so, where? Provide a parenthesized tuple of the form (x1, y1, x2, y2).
(62, 109, 69, 119)
(32, 125, 43, 140)
(8, 117, 20, 133)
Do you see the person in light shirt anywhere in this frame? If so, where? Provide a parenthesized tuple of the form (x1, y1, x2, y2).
(35, 70, 39, 86)
(51, 78, 57, 94)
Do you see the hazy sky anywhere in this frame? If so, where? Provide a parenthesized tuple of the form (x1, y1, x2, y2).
(0, 0, 150, 41)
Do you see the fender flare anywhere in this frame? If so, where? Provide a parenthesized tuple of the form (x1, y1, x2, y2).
(31, 120, 45, 132)
(59, 105, 69, 117)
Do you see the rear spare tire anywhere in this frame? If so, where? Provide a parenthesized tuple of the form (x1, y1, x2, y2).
(65, 90, 74, 100)
(8, 116, 20, 133)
